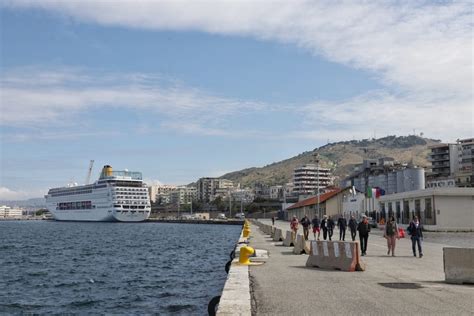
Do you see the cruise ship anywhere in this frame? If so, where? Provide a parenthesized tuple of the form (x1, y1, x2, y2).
(45, 165, 151, 222)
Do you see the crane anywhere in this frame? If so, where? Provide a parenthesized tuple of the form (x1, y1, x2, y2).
(85, 160, 94, 185)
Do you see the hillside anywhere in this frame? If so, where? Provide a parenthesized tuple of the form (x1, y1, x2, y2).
(220, 135, 440, 187)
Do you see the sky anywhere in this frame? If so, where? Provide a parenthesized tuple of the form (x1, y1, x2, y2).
(0, 0, 472, 200)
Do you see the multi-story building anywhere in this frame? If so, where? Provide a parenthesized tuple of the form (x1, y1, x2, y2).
(456, 138, 474, 187)
(427, 143, 460, 181)
(293, 164, 332, 196)
(148, 184, 177, 204)
(170, 186, 197, 205)
(196, 177, 234, 202)
(231, 188, 255, 204)
(344, 158, 425, 194)
(269, 185, 283, 200)
(0, 205, 23, 218)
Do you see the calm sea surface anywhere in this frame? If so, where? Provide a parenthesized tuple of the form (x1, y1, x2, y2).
(0, 221, 241, 315)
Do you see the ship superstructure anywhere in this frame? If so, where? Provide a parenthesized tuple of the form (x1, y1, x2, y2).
(45, 165, 151, 222)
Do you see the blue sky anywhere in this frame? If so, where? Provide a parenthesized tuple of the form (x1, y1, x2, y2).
(0, 1, 472, 199)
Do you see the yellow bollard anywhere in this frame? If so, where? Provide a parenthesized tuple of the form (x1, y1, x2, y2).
(239, 246, 255, 265)
(243, 227, 251, 238)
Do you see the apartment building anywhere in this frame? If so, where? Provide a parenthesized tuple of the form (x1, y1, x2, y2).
(196, 177, 234, 202)
(170, 186, 197, 205)
(426, 138, 474, 188)
(148, 184, 177, 204)
(293, 164, 332, 196)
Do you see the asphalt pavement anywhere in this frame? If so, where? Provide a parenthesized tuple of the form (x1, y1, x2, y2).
(249, 219, 474, 316)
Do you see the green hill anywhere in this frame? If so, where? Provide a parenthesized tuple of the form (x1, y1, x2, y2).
(220, 135, 440, 187)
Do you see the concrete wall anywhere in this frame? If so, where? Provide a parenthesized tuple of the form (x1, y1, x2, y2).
(434, 195, 473, 230)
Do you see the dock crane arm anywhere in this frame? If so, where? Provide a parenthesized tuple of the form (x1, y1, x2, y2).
(85, 160, 94, 184)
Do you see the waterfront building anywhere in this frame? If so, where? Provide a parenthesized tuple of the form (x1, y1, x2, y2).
(426, 143, 460, 187)
(197, 177, 234, 203)
(0, 205, 23, 218)
(456, 138, 474, 187)
(426, 138, 474, 188)
(269, 185, 283, 200)
(293, 164, 332, 196)
(170, 186, 197, 205)
(285, 188, 343, 220)
(344, 158, 425, 194)
(378, 187, 474, 231)
(231, 188, 254, 204)
(148, 184, 176, 204)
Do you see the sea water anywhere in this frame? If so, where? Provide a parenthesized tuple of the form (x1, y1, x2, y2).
(0, 221, 241, 315)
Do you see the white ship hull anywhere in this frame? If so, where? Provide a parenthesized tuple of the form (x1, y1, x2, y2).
(49, 208, 149, 222)
(45, 166, 151, 222)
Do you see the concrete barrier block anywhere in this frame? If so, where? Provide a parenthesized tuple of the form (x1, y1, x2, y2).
(306, 240, 364, 272)
(271, 226, 275, 238)
(293, 234, 307, 254)
(273, 228, 283, 241)
(443, 247, 474, 284)
(282, 230, 295, 247)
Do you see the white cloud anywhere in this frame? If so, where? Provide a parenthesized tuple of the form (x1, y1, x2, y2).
(0, 67, 265, 134)
(0, 186, 34, 200)
(1, 2, 472, 141)
(3, 1, 471, 96)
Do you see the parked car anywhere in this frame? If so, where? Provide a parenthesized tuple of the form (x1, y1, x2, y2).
(217, 213, 227, 219)
(234, 213, 245, 219)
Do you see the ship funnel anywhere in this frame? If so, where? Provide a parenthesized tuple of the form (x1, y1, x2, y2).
(100, 165, 113, 178)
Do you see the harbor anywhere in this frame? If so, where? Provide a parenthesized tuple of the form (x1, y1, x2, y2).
(217, 219, 474, 315)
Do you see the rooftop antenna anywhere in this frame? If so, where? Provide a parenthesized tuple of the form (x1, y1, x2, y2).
(85, 160, 94, 184)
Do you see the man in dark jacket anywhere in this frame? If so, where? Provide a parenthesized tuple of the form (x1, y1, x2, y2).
(337, 216, 347, 241)
(300, 215, 311, 241)
(357, 215, 371, 256)
(408, 216, 423, 258)
(321, 215, 328, 240)
(311, 216, 321, 240)
(327, 216, 335, 241)
(348, 215, 358, 241)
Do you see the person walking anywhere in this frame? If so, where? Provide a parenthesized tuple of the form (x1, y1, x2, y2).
(327, 216, 335, 241)
(312, 215, 321, 240)
(408, 216, 423, 258)
(300, 214, 311, 241)
(348, 215, 358, 241)
(320, 215, 328, 240)
(357, 215, 371, 256)
(337, 215, 347, 241)
(384, 215, 399, 256)
(271, 216, 275, 226)
(290, 216, 299, 242)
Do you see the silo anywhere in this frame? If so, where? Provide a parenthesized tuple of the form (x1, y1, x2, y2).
(404, 168, 425, 191)
(387, 172, 397, 194)
(377, 174, 387, 191)
(396, 170, 404, 193)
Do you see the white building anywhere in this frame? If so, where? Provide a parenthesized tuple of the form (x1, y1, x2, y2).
(148, 184, 177, 204)
(378, 187, 474, 231)
(269, 185, 283, 200)
(293, 164, 332, 196)
(170, 186, 197, 205)
(0, 205, 23, 218)
(197, 177, 234, 202)
(231, 188, 255, 204)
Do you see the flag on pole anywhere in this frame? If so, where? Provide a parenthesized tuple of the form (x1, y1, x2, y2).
(366, 186, 372, 198)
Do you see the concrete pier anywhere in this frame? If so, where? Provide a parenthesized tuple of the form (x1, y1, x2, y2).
(249, 219, 474, 315)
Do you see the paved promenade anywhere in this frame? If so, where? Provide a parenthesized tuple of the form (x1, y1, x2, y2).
(249, 219, 473, 316)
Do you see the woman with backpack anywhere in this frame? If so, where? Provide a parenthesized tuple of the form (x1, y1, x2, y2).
(384, 215, 399, 256)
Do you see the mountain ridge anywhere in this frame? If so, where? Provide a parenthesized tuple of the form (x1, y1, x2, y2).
(220, 135, 440, 188)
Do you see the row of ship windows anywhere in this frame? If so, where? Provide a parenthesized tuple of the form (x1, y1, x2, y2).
(112, 192, 148, 196)
(115, 201, 148, 205)
(51, 190, 93, 197)
(113, 204, 148, 209)
(113, 195, 148, 199)
(57, 201, 93, 210)
(113, 188, 147, 192)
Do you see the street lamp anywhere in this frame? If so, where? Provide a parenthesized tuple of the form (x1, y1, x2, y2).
(314, 152, 320, 218)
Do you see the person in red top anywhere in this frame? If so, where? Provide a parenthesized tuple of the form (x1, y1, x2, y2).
(290, 216, 299, 242)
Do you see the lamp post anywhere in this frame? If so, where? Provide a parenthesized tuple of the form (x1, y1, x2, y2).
(314, 152, 320, 218)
